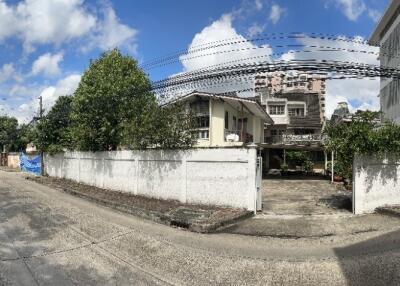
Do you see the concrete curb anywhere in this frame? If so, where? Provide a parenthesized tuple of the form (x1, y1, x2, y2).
(56, 186, 253, 234)
(375, 206, 400, 218)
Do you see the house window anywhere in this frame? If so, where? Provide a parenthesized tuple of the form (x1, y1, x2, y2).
(195, 116, 209, 128)
(269, 105, 285, 115)
(225, 111, 229, 129)
(288, 107, 305, 117)
(194, 130, 209, 139)
(233, 116, 237, 130)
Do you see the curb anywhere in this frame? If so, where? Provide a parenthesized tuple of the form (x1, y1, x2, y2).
(58, 187, 253, 233)
(375, 206, 400, 218)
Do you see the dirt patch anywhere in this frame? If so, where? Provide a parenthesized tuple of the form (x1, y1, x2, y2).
(0, 166, 20, 172)
(27, 176, 252, 233)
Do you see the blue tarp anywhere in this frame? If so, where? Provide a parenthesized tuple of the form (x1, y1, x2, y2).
(20, 153, 41, 176)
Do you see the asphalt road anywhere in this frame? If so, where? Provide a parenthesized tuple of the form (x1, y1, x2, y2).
(1, 171, 400, 285)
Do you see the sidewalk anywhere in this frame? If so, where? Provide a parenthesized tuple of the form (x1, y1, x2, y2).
(27, 176, 252, 233)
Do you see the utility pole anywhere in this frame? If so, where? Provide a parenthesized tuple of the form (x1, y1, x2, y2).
(39, 96, 44, 176)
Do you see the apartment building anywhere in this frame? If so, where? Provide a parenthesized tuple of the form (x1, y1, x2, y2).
(255, 72, 326, 141)
(369, 0, 400, 123)
(255, 71, 326, 170)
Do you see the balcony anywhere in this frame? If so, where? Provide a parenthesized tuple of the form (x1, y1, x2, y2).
(264, 134, 323, 146)
(225, 130, 254, 143)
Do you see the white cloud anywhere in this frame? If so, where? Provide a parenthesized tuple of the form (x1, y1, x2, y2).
(31, 52, 64, 77)
(0, 0, 137, 53)
(280, 35, 380, 117)
(332, 0, 366, 21)
(248, 23, 265, 37)
(0, 64, 18, 84)
(3, 74, 81, 123)
(180, 14, 272, 72)
(368, 8, 382, 23)
(15, 0, 96, 52)
(175, 14, 272, 97)
(84, 5, 138, 53)
(0, 1, 18, 41)
(269, 4, 285, 25)
(255, 0, 263, 11)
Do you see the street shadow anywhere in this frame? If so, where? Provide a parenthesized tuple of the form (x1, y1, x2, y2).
(334, 228, 400, 286)
(0, 185, 146, 285)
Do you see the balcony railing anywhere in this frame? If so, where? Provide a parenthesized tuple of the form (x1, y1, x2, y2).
(225, 130, 254, 143)
(264, 134, 323, 145)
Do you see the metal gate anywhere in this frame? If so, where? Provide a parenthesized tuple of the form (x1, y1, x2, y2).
(256, 156, 263, 211)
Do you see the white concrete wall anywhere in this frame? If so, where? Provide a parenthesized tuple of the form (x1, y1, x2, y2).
(44, 148, 259, 211)
(353, 155, 400, 214)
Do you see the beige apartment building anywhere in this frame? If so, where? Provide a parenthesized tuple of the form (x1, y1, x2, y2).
(174, 91, 273, 148)
(254, 71, 327, 170)
(369, 0, 400, 123)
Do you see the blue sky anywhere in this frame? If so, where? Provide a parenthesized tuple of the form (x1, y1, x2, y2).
(0, 0, 390, 122)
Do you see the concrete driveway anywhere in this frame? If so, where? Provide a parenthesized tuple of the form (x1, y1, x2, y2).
(1, 171, 400, 285)
(262, 177, 352, 215)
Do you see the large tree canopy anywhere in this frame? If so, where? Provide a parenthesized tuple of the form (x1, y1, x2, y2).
(69, 48, 194, 151)
(71, 49, 154, 151)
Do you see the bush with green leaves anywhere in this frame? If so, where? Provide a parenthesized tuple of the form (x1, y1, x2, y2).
(285, 150, 314, 172)
(324, 110, 400, 180)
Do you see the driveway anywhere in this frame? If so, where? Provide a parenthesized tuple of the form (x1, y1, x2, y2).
(1, 171, 400, 285)
(262, 177, 352, 215)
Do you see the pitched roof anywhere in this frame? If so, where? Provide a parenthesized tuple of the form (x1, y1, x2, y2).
(169, 91, 274, 124)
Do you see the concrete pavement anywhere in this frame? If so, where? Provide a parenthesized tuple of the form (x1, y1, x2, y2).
(1, 171, 400, 285)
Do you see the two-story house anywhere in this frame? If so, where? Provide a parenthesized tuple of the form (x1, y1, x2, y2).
(172, 91, 273, 147)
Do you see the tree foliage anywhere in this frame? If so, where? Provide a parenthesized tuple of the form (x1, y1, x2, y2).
(36, 96, 73, 154)
(323, 110, 400, 179)
(71, 49, 153, 151)
(38, 48, 196, 151)
(286, 150, 314, 172)
(0, 116, 18, 152)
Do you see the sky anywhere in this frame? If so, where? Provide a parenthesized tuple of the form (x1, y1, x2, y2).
(0, 0, 390, 123)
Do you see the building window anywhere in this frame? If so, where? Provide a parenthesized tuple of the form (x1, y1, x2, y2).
(269, 105, 285, 115)
(194, 130, 209, 139)
(233, 116, 237, 130)
(195, 116, 209, 128)
(288, 107, 305, 117)
(225, 111, 229, 129)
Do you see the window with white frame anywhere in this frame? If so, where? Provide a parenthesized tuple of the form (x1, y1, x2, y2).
(269, 105, 285, 115)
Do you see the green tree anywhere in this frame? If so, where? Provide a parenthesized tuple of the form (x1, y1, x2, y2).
(71, 49, 153, 151)
(0, 116, 18, 152)
(323, 110, 389, 179)
(13, 123, 36, 152)
(122, 102, 195, 149)
(71, 48, 195, 151)
(36, 96, 73, 153)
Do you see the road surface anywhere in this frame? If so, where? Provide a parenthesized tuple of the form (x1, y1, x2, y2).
(0, 171, 400, 285)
